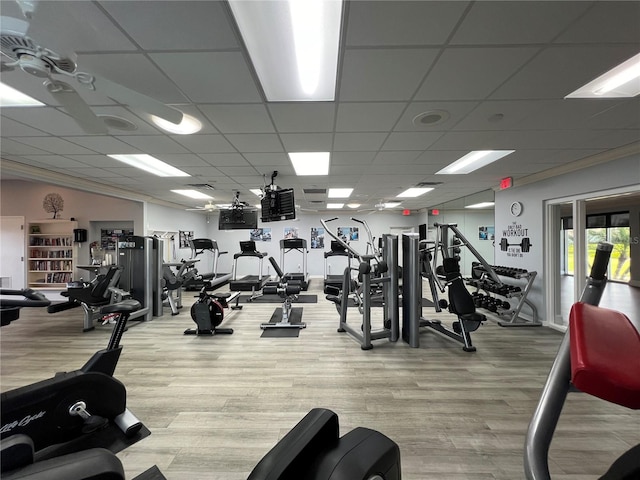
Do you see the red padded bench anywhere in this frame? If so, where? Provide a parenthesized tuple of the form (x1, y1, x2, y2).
(570, 302, 640, 409)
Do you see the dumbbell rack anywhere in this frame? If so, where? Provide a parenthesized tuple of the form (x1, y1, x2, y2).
(467, 266, 540, 327)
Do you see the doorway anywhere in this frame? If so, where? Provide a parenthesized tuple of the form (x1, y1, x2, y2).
(0, 216, 25, 288)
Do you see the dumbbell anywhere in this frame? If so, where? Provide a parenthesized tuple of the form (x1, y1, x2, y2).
(499, 237, 532, 252)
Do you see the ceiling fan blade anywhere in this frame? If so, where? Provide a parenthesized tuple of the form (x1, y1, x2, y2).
(45, 80, 108, 134)
(92, 74, 183, 125)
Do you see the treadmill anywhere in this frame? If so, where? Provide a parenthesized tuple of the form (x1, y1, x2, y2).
(183, 238, 232, 291)
(279, 238, 309, 291)
(323, 240, 352, 294)
(229, 241, 271, 301)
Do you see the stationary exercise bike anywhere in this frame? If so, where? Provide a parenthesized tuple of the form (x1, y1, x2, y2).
(0, 289, 156, 478)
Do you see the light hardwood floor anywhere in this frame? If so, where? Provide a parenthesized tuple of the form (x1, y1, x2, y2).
(1, 279, 638, 480)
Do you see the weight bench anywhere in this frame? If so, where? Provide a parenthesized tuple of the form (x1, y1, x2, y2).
(260, 257, 306, 330)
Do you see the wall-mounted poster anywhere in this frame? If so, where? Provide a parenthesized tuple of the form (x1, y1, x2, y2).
(479, 226, 495, 241)
(179, 230, 194, 248)
(284, 227, 299, 239)
(250, 228, 271, 242)
(338, 226, 359, 242)
(310, 227, 325, 249)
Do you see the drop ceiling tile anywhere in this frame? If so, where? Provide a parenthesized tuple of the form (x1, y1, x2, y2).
(268, 104, 336, 133)
(331, 152, 377, 165)
(452, 100, 547, 131)
(331, 165, 371, 176)
(280, 133, 333, 152)
(21, 1, 137, 53)
(336, 103, 406, 132)
(0, 117, 49, 137)
(101, 1, 239, 50)
(62, 155, 111, 168)
(62, 136, 141, 155)
(117, 135, 189, 154)
(199, 153, 251, 167)
(242, 153, 290, 166)
(554, 2, 640, 44)
(199, 104, 275, 134)
(450, 2, 591, 45)
(76, 53, 189, 105)
(346, 1, 467, 46)
(170, 135, 236, 154)
(225, 134, 284, 153)
(373, 151, 422, 165)
(491, 45, 640, 100)
(381, 132, 443, 151)
(214, 166, 261, 177)
(151, 52, 262, 103)
(429, 131, 500, 151)
(21, 155, 89, 169)
(176, 166, 225, 177)
(413, 150, 466, 165)
(11, 137, 96, 155)
(513, 99, 631, 131)
(339, 49, 439, 101)
(153, 154, 209, 167)
(415, 48, 539, 101)
(333, 133, 388, 151)
(1, 108, 97, 136)
(395, 101, 479, 131)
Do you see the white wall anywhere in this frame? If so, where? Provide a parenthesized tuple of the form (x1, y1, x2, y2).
(494, 153, 640, 322)
(1, 179, 499, 282)
(205, 211, 421, 278)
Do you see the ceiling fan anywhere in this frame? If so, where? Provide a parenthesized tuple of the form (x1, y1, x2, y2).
(0, 15, 183, 134)
(185, 202, 216, 212)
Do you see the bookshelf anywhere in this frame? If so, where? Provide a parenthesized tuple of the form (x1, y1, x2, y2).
(27, 220, 78, 289)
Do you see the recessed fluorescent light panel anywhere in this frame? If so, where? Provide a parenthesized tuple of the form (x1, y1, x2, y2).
(436, 150, 515, 175)
(289, 152, 330, 176)
(228, 0, 342, 101)
(327, 203, 344, 209)
(171, 189, 213, 200)
(328, 188, 353, 198)
(151, 112, 201, 134)
(0, 82, 45, 107)
(466, 202, 495, 209)
(566, 53, 640, 98)
(397, 187, 434, 198)
(250, 189, 263, 197)
(108, 154, 190, 177)
(384, 202, 402, 208)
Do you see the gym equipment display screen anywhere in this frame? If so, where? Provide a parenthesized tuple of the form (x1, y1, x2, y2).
(218, 209, 258, 230)
(261, 188, 296, 222)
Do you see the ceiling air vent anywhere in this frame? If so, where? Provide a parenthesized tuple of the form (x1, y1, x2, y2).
(309, 200, 324, 204)
(416, 182, 442, 187)
(303, 188, 327, 194)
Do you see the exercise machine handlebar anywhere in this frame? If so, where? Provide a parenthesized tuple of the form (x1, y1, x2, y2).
(320, 218, 364, 262)
(0, 289, 51, 308)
